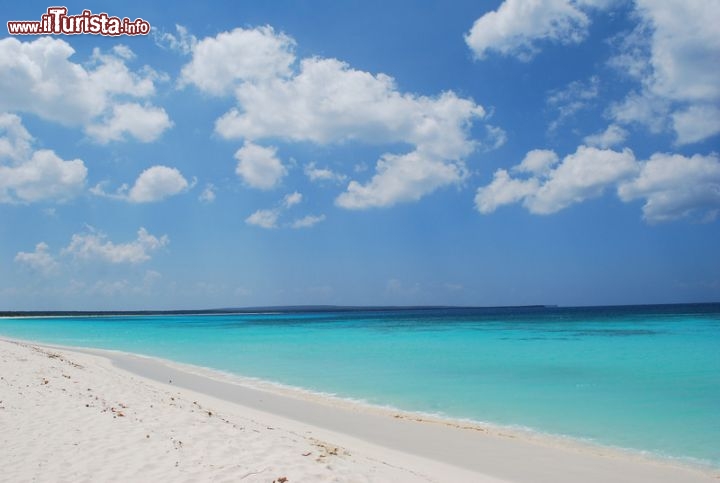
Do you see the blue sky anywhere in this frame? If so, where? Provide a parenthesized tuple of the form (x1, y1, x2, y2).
(1, 0, 719, 310)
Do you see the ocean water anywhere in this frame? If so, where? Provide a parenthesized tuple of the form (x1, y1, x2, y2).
(1, 304, 718, 467)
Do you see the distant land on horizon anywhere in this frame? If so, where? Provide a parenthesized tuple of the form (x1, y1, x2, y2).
(2, 302, 719, 318)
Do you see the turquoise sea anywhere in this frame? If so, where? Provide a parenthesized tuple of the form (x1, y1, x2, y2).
(1, 304, 718, 468)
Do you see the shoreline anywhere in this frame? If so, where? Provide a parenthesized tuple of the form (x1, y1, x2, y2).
(1, 336, 717, 482)
(76, 341, 717, 472)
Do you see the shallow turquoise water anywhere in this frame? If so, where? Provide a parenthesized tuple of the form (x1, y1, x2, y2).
(1, 305, 718, 467)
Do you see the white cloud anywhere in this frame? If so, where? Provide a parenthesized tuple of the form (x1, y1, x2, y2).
(180, 26, 295, 95)
(129, 166, 190, 203)
(291, 214, 326, 229)
(514, 149, 560, 175)
(336, 150, 468, 209)
(63, 227, 169, 264)
(214, 57, 483, 151)
(183, 28, 485, 209)
(0, 150, 87, 203)
(607, 20, 653, 81)
(283, 191, 302, 207)
(476, 145, 637, 214)
(0, 37, 170, 143)
(609, 0, 720, 144)
(111, 44, 135, 60)
(0, 114, 87, 204)
(199, 183, 216, 203)
(0, 111, 32, 161)
(14, 242, 59, 275)
(246, 191, 326, 229)
(214, 57, 483, 157)
(85, 103, 172, 144)
(234, 142, 287, 190)
(304, 162, 347, 183)
(477, 144, 720, 223)
(91, 166, 191, 203)
(583, 124, 628, 148)
(547, 76, 599, 131)
(636, 0, 720, 103)
(609, 91, 669, 134)
(618, 152, 720, 222)
(475, 169, 539, 214)
(528, 146, 637, 213)
(483, 125, 508, 151)
(245, 208, 280, 229)
(548, 76, 600, 106)
(465, 0, 591, 61)
(154, 24, 197, 55)
(87, 47, 160, 98)
(671, 105, 720, 146)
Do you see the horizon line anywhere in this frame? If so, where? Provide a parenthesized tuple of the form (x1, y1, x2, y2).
(2, 301, 719, 317)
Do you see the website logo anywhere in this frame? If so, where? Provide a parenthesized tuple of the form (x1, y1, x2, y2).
(7, 7, 150, 36)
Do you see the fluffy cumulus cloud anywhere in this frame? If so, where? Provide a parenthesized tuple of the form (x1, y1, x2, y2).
(91, 166, 191, 203)
(635, 0, 719, 103)
(671, 106, 720, 146)
(609, 92, 669, 134)
(476, 145, 637, 214)
(514, 149, 560, 175)
(0, 150, 87, 204)
(234, 141, 287, 189)
(212, 58, 482, 150)
(0, 114, 86, 203)
(63, 227, 169, 264)
(618, 153, 720, 223)
(16, 230, 169, 285)
(0, 37, 171, 143)
(128, 166, 191, 203)
(474, 170, 539, 214)
(465, 0, 592, 61)
(245, 208, 280, 229)
(85, 103, 172, 144)
(477, 146, 720, 222)
(180, 26, 295, 95)
(609, 0, 720, 145)
(0, 112, 31, 161)
(336, 150, 469, 209)
(528, 147, 637, 213)
(14, 242, 59, 275)
(182, 27, 486, 208)
(583, 124, 628, 148)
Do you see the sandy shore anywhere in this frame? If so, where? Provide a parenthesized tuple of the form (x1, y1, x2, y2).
(0, 338, 716, 482)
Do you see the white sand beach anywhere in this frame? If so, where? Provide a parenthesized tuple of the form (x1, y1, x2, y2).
(0, 338, 716, 483)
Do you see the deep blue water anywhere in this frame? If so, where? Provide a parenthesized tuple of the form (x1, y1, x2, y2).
(1, 304, 718, 467)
